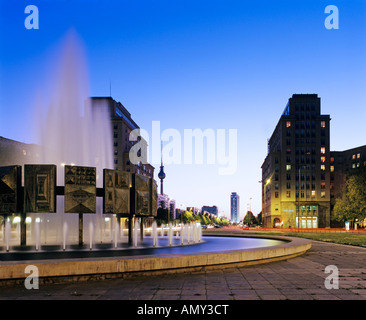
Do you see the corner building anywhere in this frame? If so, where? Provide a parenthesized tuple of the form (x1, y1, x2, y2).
(261, 94, 331, 228)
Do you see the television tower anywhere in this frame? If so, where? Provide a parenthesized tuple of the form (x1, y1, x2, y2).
(157, 141, 166, 195)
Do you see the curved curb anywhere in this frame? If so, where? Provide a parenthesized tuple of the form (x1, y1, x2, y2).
(0, 235, 311, 285)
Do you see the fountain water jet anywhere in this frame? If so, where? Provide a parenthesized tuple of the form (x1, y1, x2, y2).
(5, 219, 10, 252)
(168, 223, 173, 247)
(35, 220, 40, 251)
(62, 221, 68, 251)
(89, 221, 94, 250)
(30, 30, 114, 247)
(180, 224, 184, 246)
(133, 220, 139, 248)
(152, 221, 158, 247)
(114, 220, 119, 249)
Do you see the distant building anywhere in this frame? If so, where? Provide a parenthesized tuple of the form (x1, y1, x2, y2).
(201, 205, 218, 216)
(230, 192, 240, 223)
(158, 193, 176, 219)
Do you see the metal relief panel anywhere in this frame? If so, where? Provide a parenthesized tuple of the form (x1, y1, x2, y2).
(24, 165, 56, 213)
(134, 174, 151, 215)
(103, 169, 131, 214)
(64, 165, 96, 213)
(151, 179, 158, 217)
(0, 165, 21, 214)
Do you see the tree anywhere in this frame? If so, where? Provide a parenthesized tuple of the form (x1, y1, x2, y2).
(180, 211, 195, 224)
(243, 211, 257, 226)
(334, 167, 366, 224)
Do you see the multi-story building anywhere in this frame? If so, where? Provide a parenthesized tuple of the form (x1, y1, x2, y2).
(90, 97, 154, 178)
(0, 136, 40, 166)
(261, 94, 331, 228)
(158, 193, 176, 219)
(330, 145, 366, 210)
(230, 192, 240, 223)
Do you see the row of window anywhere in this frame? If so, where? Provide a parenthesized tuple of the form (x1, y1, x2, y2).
(286, 121, 326, 128)
(352, 153, 362, 159)
(274, 190, 326, 199)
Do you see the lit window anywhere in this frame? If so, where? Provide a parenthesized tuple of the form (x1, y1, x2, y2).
(352, 164, 356, 169)
(330, 165, 334, 172)
(320, 147, 326, 154)
(286, 165, 291, 171)
(321, 191, 325, 198)
(321, 156, 326, 163)
(286, 121, 291, 128)
(321, 121, 325, 128)
(312, 190, 316, 197)
(321, 165, 325, 171)
(321, 182, 326, 189)
(330, 157, 334, 163)
(352, 154, 356, 160)
(357, 153, 360, 159)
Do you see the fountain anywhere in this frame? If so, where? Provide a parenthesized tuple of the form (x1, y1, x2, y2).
(0, 31, 310, 285)
(26, 30, 114, 248)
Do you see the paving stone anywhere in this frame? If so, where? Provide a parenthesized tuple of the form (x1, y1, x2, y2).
(1, 240, 366, 301)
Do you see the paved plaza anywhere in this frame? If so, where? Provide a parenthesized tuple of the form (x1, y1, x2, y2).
(1, 240, 366, 300)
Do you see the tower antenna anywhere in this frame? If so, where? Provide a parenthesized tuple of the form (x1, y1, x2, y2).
(158, 141, 166, 195)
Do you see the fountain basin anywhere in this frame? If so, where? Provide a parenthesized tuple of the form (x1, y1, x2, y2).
(0, 234, 311, 286)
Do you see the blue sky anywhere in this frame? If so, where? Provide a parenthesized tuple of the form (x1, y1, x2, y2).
(1, 0, 366, 218)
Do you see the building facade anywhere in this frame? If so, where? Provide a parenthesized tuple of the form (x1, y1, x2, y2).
(261, 94, 331, 228)
(330, 145, 366, 213)
(230, 192, 240, 223)
(0, 136, 40, 166)
(90, 97, 154, 178)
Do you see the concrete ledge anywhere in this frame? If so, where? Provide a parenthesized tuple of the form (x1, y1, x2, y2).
(0, 235, 311, 286)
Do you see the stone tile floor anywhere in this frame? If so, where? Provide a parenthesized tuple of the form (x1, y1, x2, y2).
(1, 240, 366, 300)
